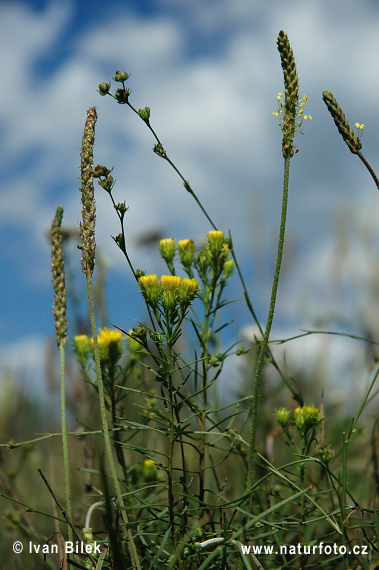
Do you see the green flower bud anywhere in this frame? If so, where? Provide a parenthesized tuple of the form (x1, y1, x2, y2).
(115, 202, 128, 217)
(275, 407, 292, 428)
(223, 258, 234, 278)
(317, 444, 333, 464)
(153, 142, 167, 158)
(113, 70, 130, 82)
(115, 88, 131, 104)
(138, 107, 151, 123)
(293, 405, 322, 436)
(98, 82, 111, 96)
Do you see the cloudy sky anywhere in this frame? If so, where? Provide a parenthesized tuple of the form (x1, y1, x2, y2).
(1, 0, 379, 398)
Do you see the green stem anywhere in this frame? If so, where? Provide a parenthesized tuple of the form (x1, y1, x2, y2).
(357, 150, 379, 192)
(246, 156, 291, 495)
(165, 319, 181, 560)
(86, 271, 141, 570)
(59, 342, 72, 544)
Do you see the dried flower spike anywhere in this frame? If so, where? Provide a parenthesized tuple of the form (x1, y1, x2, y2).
(79, 106, 98, 274)
(50, 205, 67, 347)
(322, 91, 362, 154)
(277, 31, 300, 158)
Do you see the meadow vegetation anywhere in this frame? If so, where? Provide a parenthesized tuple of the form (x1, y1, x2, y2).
(1, 31, 378, 569)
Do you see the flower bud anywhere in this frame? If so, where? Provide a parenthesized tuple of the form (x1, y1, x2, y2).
(160, 275, 181, 312)
(138, 107, 151, 123)
(159, 238, 176, 264)
(139, 274, 160, 309)
(275, 407, 291, 428)
(115, 202, 128, 216)
(223, 258, 234, 278)
(113, 70, 130, 82)
(178, 277, 198, 309)
(293, 405, 322, 436)
(207, 230, 225, 256)
(74, 334, 91, 365)
(98, 82, 111, 96)
(178, 239, 195, 270)
(115, 88, 130, 104)
(142, 459, 159, 482)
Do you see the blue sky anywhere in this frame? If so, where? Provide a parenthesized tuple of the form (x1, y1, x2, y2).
(1, 0, 379, 397)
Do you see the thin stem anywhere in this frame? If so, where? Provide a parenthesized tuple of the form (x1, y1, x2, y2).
(86, 271, 141, 570)
(59, 342, 73, 544)
(357, 150, 379, 192)
(127, 101, 217, 230)
(246, 156, 291, 496)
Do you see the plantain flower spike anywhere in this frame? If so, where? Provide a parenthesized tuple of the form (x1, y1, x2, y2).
(50, 205, 67, 347)
(322, 91, 362, 154)
(277, 31, 300, 158)
(79, 107, 98, 275)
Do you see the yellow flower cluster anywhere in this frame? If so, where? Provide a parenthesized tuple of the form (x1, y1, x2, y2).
(139, 273, 198, 312)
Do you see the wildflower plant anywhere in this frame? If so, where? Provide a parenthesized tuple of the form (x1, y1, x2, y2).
(3, 30, 379, 570)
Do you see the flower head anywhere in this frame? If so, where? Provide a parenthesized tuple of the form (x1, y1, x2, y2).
(50, 206, 67, 347)
(74, 334, 91, 364)
(178, 277, 198, 308)
(322, 91, 362, 154)
(275, 407, 292, 429)
(159, 238, 176, 265)
(178, 239, 195, 271)
(207, 230, 225, 256)
(293, 405, 322, 436)
(90, 327, 123, 363)
(79, 107, 98, 275)
(160, 275, 181, 312)
(139, 274, 160, 309)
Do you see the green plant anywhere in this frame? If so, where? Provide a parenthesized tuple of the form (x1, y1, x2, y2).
(1, 30, 379, 570)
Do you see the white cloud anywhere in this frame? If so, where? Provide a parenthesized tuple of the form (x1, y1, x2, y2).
(2, 0, 379, 399)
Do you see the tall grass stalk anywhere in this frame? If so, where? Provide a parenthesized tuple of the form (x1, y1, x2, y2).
(85, 271, 141, 569)
(58, 343, 72, 544)
(246, 155, 291, 494)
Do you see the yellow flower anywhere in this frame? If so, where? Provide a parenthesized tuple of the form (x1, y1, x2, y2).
(139, 274, 159, 291)
(178, 277, 198, 308)
(89, 328, 121, 349)
(142, 459, 159, 482)
(207, 230, 225, 257)
(207, 230, 224, 242)
(139, 274, 160, 308)
(159, 238, 176, 263)
(178, 239, 195, 271)
(90, 327, 123, 363)
(74, 334, 91, 353)
(160, 275, 181, 312)
(160, 275, 181, 291)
